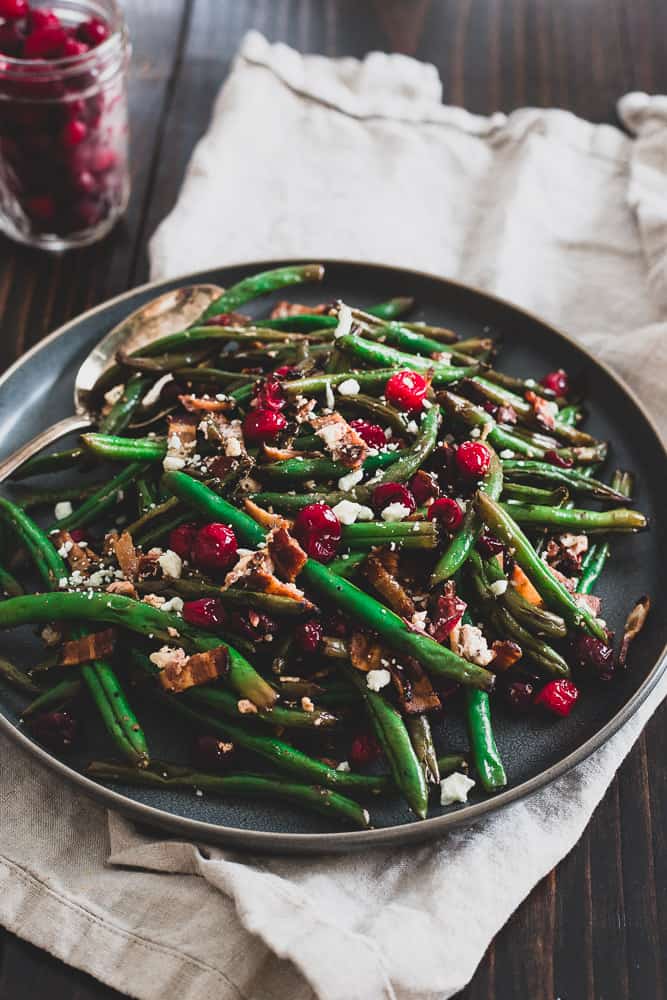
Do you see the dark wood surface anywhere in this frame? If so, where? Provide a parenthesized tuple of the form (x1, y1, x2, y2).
(0, 2, 665, 997)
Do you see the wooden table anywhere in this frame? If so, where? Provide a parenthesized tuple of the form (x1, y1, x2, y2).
(0, 2, 665, 997)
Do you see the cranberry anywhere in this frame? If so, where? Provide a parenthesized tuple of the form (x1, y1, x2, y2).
(540, 369, 569, 396)
(371, 481, 416, 515)
(274, 364, 296, 378)
(349, 419, 386, 449)
(456, 440, 491, 478)
(182, 598, 226, 629)
(385, 370, 428, 412)
(89, 147, 116, 173)
(72, 168, 97, 193)
(0, 0, 28, 17)
(476, 532, 505, 558)
(293, 502, 341, 563)
(570, 633, 614, 678)
(349, 732, 381, 768)
(409, 470, 440, 505)
(192, 734, 235, 772)
(69, 529, 86, 543)
(204, 312, 239, 327)
(192, 523, 238, 573)
(242, 408, 287, 444)
(253, 375, 285, 411)
(230, 609, 277, 641)
(168, 522, 197, 560)
(295, 619, 323, 654)
(482, 401, 499, 418)
(544, 449, 574, 469)
(505, 680, 535, 712)
(428, 496, 464, 531)
(535, 678, 579, 717)
(62, 36, 89, 57)
(24, 194, 54, 222)
(25, 710, 78, 753)
(23, 25, 67, 59)
(0, 20, 24, 55)
(430, 592, 467, 642)
(324, 611, 348, 637)
(62, 118, 87, 146)
(27, 8, 60, 31)
(76, 17, 110, 47)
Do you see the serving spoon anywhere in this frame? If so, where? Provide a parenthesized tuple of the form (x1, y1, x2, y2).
(0, 283, 223, 483)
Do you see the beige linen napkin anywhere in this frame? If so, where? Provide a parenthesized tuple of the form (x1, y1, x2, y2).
(1, 32, 666, 1000)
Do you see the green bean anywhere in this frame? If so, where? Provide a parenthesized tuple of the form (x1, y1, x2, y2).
(360, 321, 459, 360)
(258, 448, 403, 482)
(163, 472, 496, 690)
(367, 297, 416, 321)
(475, 492, 607, 640)
(500, 502, 646, 533)
(346, 667, 428, 819)
(138, 579, 311, 616)
(501, 483, 569, 505)
(173, 367, 254, 386)
(578, 469, 632, 594)
(0, 495, 67, 589)
(22, 676, 82, 716)
(11, 447, 87, 481)
(483, 556, 567, 639)
(11, 481, 108, 511)
(82, 659, 149, 766)
(437, 754, 470, 775)
(465, 689, 507, 792)
(136, 476, 157, 515)
(250, 491, 349, 512)
(135, 510, 189, 549)
(406, 714, 440, 785)
(471, 376, 596, 446)
(326, 551, 367, 578)
(430, 445, 503, 585)
(501, 460, 631, 502)
(47, 461, 148, 532)
(0, 655, 41, 695)
(202, 264, 325, 320)
(359, 405, 440, 495)
(484, 369, 557, 400)
(86, 760, 370, 829)
(81, 433, 166, 463)
(337, 393, 409, 433)
(341, 521, 438, 550)
(336, 334, 479, 381)
(124, 495, 181, 538)
(99, 373, 151, 435)
(0, 563, 23, 596)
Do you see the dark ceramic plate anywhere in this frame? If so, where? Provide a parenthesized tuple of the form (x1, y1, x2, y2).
(1, 260, 665, 854)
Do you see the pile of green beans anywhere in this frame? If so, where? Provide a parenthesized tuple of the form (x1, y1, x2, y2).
(0, 263, 649, 830)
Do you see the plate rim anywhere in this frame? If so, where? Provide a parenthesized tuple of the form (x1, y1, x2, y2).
(1, 256, 665, 854)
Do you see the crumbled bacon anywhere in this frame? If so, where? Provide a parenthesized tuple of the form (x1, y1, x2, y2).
(525, 390, 558, 431)
(311, 412, 368, 469)
(545, 532, 588, 577)
(269, 301, 327, 319)
(295, 397, 317, 424)
(267, 526, 307, 582)
(490, 639, 522, 671)
(178, 394, 232, 413)
(167, 413, 198, 452)
(262, 444, 313, 461)
(52, 530, 97, 574)
(151, 645, 229, 693)
(113, 531, 139, 580)
(429, 583, 467, 643)
(392, 655, 441, 714)
(60, 629, 116, 666)
(496, 404, 518, 425)
(222, 546, 312, 605)
(243, 499, 290, 532)
(350, 632, 385, 672)
(106, 580, 138, 598)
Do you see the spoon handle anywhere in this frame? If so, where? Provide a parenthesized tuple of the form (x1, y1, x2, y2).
(0, 414, 92, 483)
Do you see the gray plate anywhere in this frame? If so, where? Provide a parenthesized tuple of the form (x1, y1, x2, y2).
(0, 259, 665, 855)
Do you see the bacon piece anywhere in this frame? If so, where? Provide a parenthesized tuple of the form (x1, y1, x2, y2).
(618, 596, 650, 668)
(106, 580, 138, 598)
(243, 499, 290, 532)
(222, 547, 312, 605)
(113, 531, 139, 580)
(151, 645, 229, 693)
(269, 301, 327, 319)
(429, 582, 467, 643)
(391, 655, 441, 714)
(51, 530, 97, 574)
(178, 394, 232, 413)
(350, 632, 385, 672)
(363, 552, 415, 618)
(491, 639, 522, 671)
(574, 592, 602, 617)
(262, 444, 314, 461)
(167, 412, 198, 451)
(267, 526, 307, 581)
(311, 412, 368, 469)
(525, 390, 558, 431)
(60, 628, 116, 666)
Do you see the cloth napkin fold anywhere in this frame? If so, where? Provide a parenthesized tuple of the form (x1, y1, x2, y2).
(1, 31, 666, 1000)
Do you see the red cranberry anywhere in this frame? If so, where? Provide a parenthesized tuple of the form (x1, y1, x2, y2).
(27, 8, 60, 31)
(230, 609, 277, 641)
(72, 168, 97, 194)
(476, 532, 504, 558)
(62, 118, 87, 146)
(535, 678, 579, 717)
(192, 734, 235, 772)
(430, 593, 467, 642)
(324, 611, 348, 637)
(25, 710, 78, 753)
(62, 36, 89, 57)
(570, 633, 614, 678)
(409, 470, 440, 505)
(482, 401, 499, 418)
(182, 598, 226, 629)
(69, 529, 86, 543)
(24, 194, 55, 222)
(168, 522, 197, 560)
(544, 449, 574, 469)
(242, 408, 287, 444)
(192, 523, 238, 573)
(540, 369, 569, 396)
(350, 419, 386, 449)
(293, 502, 341, 563)
(89, 147, 116, 173)
(295, 619, 323, 654)
(204, 312, 239, 327)
(371, 481, 416, 515)
(505, 680, 535, 712)
(385, 370, 428, 412)
(349, 732, 381, 768)
(274, 364, 296, 378)
(0, 0, 28, 17)
(254, 375, 285, 411)
(0, 20, 24, 55)
(428, 497, 464, 531)
(23, 25, 67, 59)
(456, 440, 491, 478)
(76, 17, 110, 47)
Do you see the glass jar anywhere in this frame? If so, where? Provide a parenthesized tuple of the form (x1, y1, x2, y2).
(0, 0, 130, 251)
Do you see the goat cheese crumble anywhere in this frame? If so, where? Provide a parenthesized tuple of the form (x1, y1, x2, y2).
(440, 772, 476, 806)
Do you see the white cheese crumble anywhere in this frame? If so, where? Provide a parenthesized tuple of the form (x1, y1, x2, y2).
(337, 378, 360, 396)
(54, 501, 73, 520)
(381, 502, 411, 522)
(333, 302, 352, 339)
(338, 468, 364, 492)
(366, 668, 391, 691)
(158, 549, 183, 579)
(57, 540, 73, 557)
(336, 760, 351, 772)
(161, 596, 184, 614)
(332, 499, 374, 525)
(422, 398, 433, 409)
(163, 455, 186, 472)
(470, 427, 481, 439)
(499, 449, 515, 459)
(406, 420, 419, 435)
(489, 579, 508, 597)
(103, 384, 124, 407)
(440, 772, 475, 806)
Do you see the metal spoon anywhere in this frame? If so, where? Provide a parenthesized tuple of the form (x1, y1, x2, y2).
(0, 283, 223, 482)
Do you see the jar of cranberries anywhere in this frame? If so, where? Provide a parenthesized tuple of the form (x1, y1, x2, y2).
(0, 0, 130, 250)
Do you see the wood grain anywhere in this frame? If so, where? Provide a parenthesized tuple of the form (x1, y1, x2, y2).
(1, 1, 666, 998)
